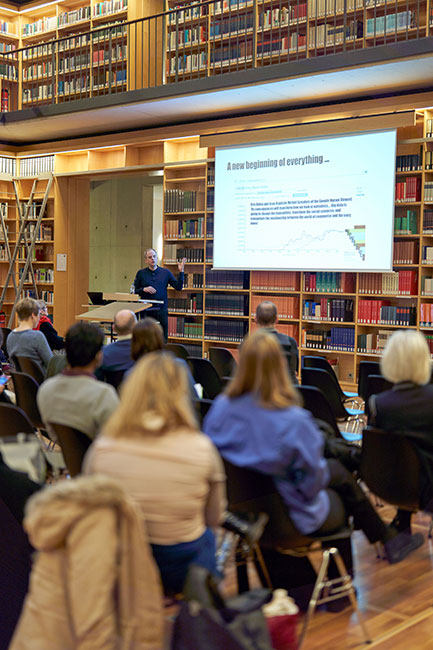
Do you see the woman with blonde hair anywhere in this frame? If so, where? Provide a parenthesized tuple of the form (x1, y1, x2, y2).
(369, 329, 433, 534)
(84, 352, 226, 593)
(204, 330, 423, 576)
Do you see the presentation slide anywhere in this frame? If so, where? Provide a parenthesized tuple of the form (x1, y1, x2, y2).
(214, 130, 396, 272)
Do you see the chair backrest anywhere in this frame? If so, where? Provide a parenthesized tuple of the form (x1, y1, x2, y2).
(49, 422, 92, 477)
(0, 402, 35, 437)
(46, 353, 67, 378)
(296, 385, 342, 437)
(363, 374, 393, 418)
(360, 426, 420, 510)
(15, 356, 45, 386)
(301, 367, 349, 420)
(10, 371, 45, 430)
(187, 357, 222, 400)
(103, 368, 125, 391)
(0, 327, 11, 358)
(209, 347, 237, 380)
(302, 355, 347, 399)
(193, 397, 214, 425)
(165, 343, 189, 362)
(357, 361, 381, 401)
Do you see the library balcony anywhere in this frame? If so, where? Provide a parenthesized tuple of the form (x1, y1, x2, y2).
(0, 0, 433, 143)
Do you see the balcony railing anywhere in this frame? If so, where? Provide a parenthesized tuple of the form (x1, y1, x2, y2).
(0, 0, 428, 112)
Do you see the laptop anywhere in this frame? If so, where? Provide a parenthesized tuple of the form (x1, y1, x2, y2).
(87, 291, 110, 306)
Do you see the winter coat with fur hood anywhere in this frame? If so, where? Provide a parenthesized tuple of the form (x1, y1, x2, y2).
(9, 475, 164, 650)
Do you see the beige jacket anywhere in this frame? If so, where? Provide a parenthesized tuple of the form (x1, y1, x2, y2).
(10, 475, 164, 650)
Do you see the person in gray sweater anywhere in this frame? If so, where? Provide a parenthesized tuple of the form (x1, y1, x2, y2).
(7, 298, 52, 371)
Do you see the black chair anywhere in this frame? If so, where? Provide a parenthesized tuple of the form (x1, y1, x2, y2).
(223, 459, 370, 647)
(187, 357, 223, 400)
(165, 343, 189, 362)
(10, 371, 46, 431)
(14, 356, 45, 386)
(302, 355, 357, 402)
(46, 353, 67, 378)
(297, 385, 342, 438)
(193, 397, 214, 425)
(209, 347, 237, 381)
(102, 368, 125, 391)
(357, 361, 381, 403)
(301, 367, 362, 422)
(363, 374, 393, 419)
(49, 422, 92, 477)
(0, 327, 11, 359)
(0, 402, 35, 438)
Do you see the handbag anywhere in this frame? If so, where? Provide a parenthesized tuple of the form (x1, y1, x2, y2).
(171, 565, 273, 650)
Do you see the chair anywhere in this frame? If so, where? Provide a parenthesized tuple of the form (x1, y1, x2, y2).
(0, 327, 11, 359)
(297, 385, 342, 438)
(363, 374, 393, 419)
(0, 402, 35, 438)
(301, 367, 362, 422)
(187, 357, 223, 400)
(209, 347, 237, 381)
(10, 371, 46, 431)
(46, 353, 67, 378)
(193, 397, 214, 425)
(102, 368, 125, 391)
(223, 459, 370, 648)
(0, 402, 46, 481)
(49, 422, 92, 477)
(165, 343, 189, 362)
(14, 356, 45, 386)
(302, 355, 357, 402)
(357, 360, 381, 403)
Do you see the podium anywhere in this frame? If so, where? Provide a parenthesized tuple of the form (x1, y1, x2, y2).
(76, 293, 160, 338)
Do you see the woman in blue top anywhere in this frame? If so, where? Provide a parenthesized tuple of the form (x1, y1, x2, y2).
(203, 330, 423, 568)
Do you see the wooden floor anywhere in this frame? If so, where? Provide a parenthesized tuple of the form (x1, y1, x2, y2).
(167, 504, 433, 650)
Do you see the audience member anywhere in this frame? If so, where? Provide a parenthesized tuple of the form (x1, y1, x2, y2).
(33, 300, 64, 351)
(369, 329, 433, 532)
(7, 298, 52, 371)
(203, 330, 424, 575)
(9, 475, 163, 650)
(37, 322, 119, 440)
(84, 353, 226, 594)
(96, 309, 136, 380)
(255, 300, 299, 384)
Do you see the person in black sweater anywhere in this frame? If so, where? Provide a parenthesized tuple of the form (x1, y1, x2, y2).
(369, 329, 433, 533)
(255, 300, 299, 384)
(34, 300, 64, 351)
(133, 248, 186, 341)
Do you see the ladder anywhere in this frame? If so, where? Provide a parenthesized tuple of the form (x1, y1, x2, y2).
(0, 173, 54, 328)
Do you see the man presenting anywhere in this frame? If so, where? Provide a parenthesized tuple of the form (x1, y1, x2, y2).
(133, 248, 186, 340)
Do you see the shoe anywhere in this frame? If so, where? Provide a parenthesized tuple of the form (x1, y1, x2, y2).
(384, 531, 424, 564)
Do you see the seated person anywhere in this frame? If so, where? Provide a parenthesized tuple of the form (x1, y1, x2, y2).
(255, 300, 299, 384)
(7, 298, 53, 372)
(203, 330, 424, 576)
(369, 329, 433, 532)
(130, 318, 198, 397)
(33, 300, 64, 351)
(96, 309, 136, 381)
(84, 353, 226, 594)
(37, 322, 119, 441)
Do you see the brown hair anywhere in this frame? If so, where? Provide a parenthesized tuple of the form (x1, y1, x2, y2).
(226, 329, 300, 409)
(103, 352, 198, 438)
(16, 297, 39, 321)
(131, 318, 164, 361)
(255, 301, 277, 326)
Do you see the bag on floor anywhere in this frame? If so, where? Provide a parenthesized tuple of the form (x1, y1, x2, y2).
(171, 564, 273, 650)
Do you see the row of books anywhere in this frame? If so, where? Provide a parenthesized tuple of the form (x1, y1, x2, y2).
(183, 272, 204, 288)
(426, 119, 433, 138)
(206, 270, 250, 289)
(394, 210, 417, 234)
(210, 40, 252, 63)
(357, 330, 392, 354)
(210, 14, 254, 37)
(23, 85, 53, 102)
(421, 276, 433, 295)
(393, 240, 418, 264)
(164, 189, 199, 213)
(210, 0, 254, 16)
(207, 188, 214, 210)
(59, 53, 91, 74)
(168, 26, 206, 49)
(308, 20, 362, 49)
(23, 62, 53, 81)
(250, 321, 298, 338)
(304, 271, 355, 293)
(168, 52, 207, 74)
(206, 215, 214, 236)
(424, 334, 433, 355)
(365, 11, 416, 37)
(395, 177, 421, 202)
(424, 182, 433, 203)
(167, 294, 203, 313)
(22, 289, 53, 303)
(303, 298, 354, 322)
(93, 68, 127, 88)
(23, 16, 57, 37)
(419, 303, 433, 327)
(26, 224, 52, 240)
(206, 240, 213, 263)
(92, 0, 128, 17)
(358, 300, 416, 325)
(0, 158, 15, 175)
(168, 316, 203, 339)
(424, 150, 433, 170)
(251, 270, 300, 291)
(0, 43, 16, 55)
(0, 223, 9, 242)
(396, 152, 422, 172)
(164, 218, 204, 239)
(58, 6, 91, 26)
(259, 7, 299, 29)
(422, 246, 433, 264)
(204, 318, 247, 342)
(169, 3, 206, 25)
(307, 0, 362, 19)
(207, 167, 215, 185)
(92, 45, 127, 64)
(18, 244, 52, 262)
(423, 210, 433, 233)
(358, 270, 418, 295)
(164, 245, 204, 263)
(0, 64, 17, 80)
(19, 267, 54, 282)
(302, 327, 355, 351)
(250, 294, 299, 319)
(19, 157, 54, 177)
(19, 202, 45, 217)
(205, 294, 248, 315)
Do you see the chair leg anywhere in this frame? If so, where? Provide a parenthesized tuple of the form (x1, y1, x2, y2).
(298, 547, 331, 649)
(333, 549, 371, 644)
(235, 541, 250, 593)
(252, 543, 273, 589)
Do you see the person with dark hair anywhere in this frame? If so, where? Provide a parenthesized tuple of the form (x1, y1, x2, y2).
(133, 248, 186, 341)
(255, 300, 299, 384)
(7, 297, 53, 371)
(33, 300, 64, 351)
(37, 322, 119, 441)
